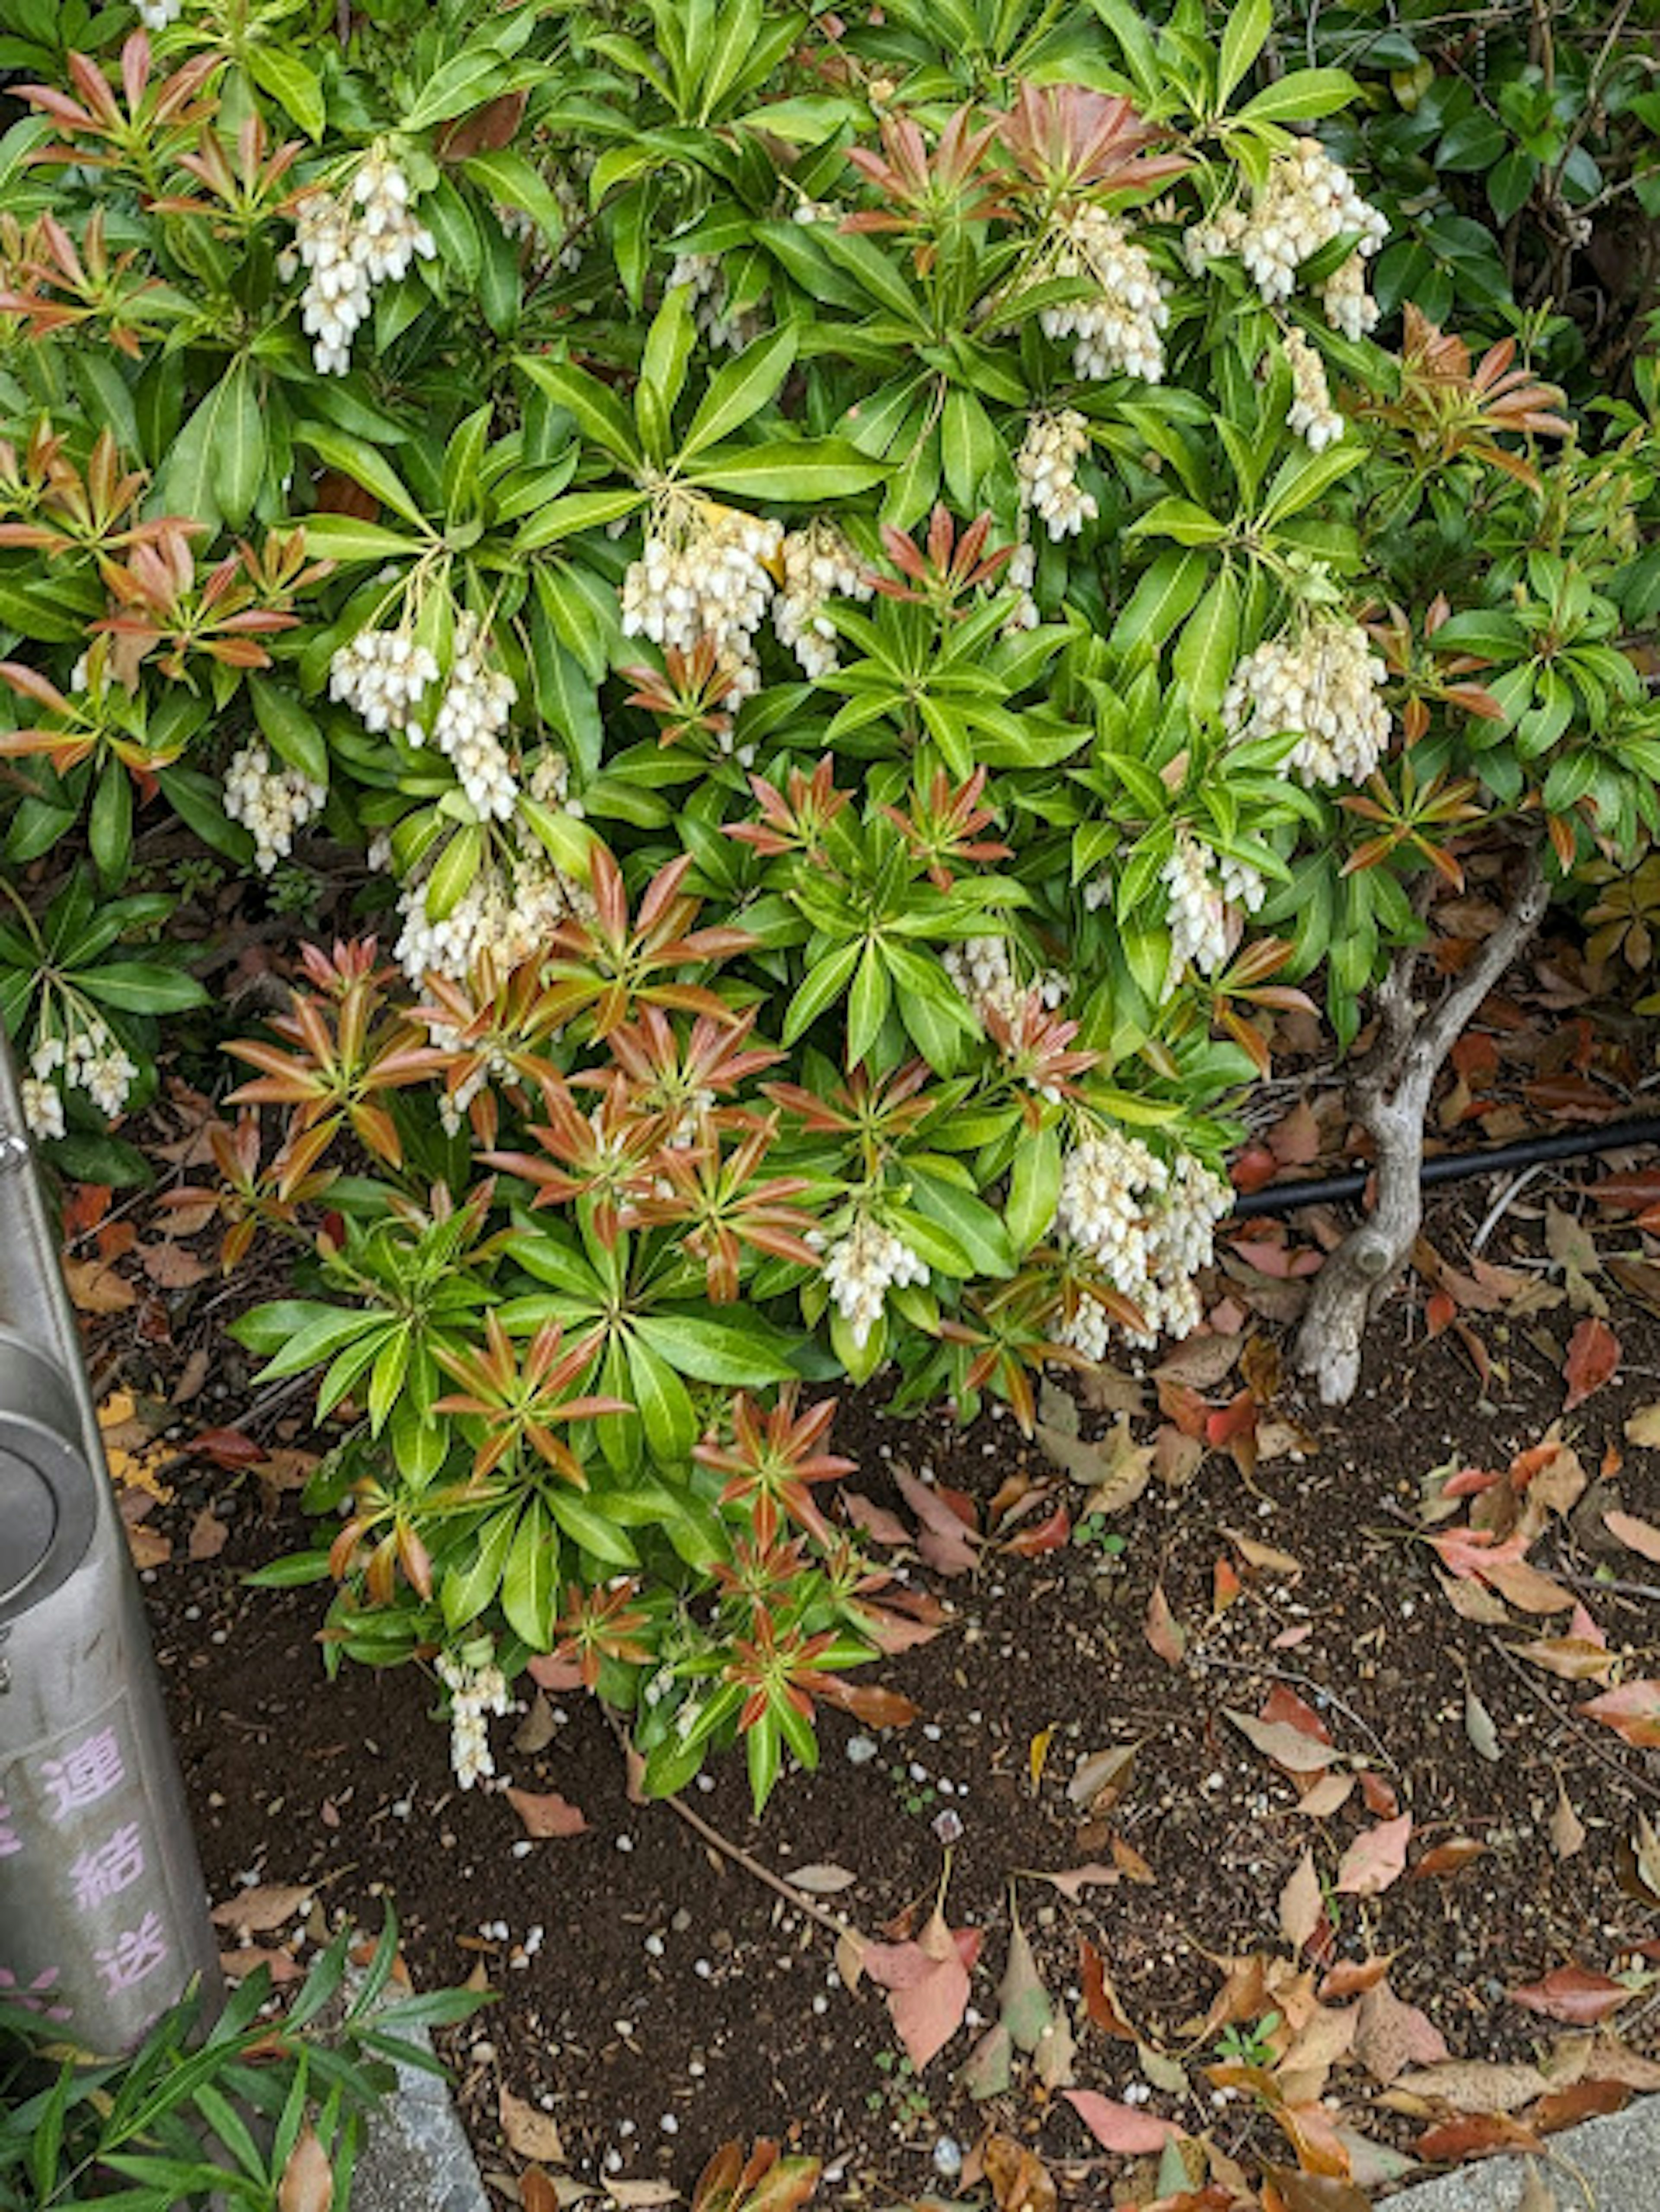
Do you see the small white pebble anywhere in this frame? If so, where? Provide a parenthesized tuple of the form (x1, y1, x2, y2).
(660, 2114, 679, 2135)
(616, 1834, 634, 1852)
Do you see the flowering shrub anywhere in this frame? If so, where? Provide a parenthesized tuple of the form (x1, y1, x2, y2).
(1, 0, 1657, 1801)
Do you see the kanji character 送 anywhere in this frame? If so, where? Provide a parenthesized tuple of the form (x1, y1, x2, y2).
(95, 1912, 168, 1997)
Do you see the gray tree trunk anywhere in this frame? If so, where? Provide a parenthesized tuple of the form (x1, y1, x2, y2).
(1293, 847, 1550, 1407)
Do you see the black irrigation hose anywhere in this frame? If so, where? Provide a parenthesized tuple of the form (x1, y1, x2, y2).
(1231, 1113, 1660, 1219)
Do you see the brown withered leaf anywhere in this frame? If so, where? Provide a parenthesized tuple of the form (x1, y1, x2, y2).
(983, 2133, 1057, 2212)
(1354, 1979, 1449, 2084)
(187, 1507, 228, 1561)
(1510, 1965, 1634, 2026)
(1144, 1581, 1187, 1667)
(1030, 1863, 1121, 1901)
(1080, 1936, 1138, 2041)
(1154, 1332, 1245, 1389)
(1604, 1508, 1660, 1564)
(1226, 1529, 1303, 1577)
(1335, 1814, 1412, 1897)
(1393, 2059, 1549, 2112)
(1550, 1783, 1587, 1860)
(1066, 1740, 1138, 1812)
(1563, 1317, 1619, 1410)
(513, 1692, 558, 1754)
(211, 1883, 310, 1936)
(1410, 1837, 1485, 1879)
(65, 1256, 139, 1313)
(505, 1787, 589, 1839)
(1278, 1848, 1322, 1951)
(499, 2087, 565, 2165)
(277, 2127, 334, 2212)
(139, 1239, 209, 1289)
(1225, 1710, 1342, 1773)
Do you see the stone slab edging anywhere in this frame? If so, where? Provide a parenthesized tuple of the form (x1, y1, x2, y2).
(1378, 2097, 1660, 2210)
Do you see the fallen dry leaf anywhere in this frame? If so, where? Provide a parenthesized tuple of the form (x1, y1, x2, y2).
(1080, 1936, 1138, 2042)
(1061, 2088, 1179, 2154)
(1624, 1402, 1660, 1448)
(1225, 1710, 1342, 1773)
(862, 1903, 978, 2072)
(1144, 1581, 1187, 1668)
(894, 1466, 980, 1578)
(785, 1863, 857, 1896)
(1603, 1508, 1660, 1564)
(1393, 2058, 1549, 2113)
(1411, 1837, 1485, 1879)
(1581, 1679, 1660, 1748)
(211, 1883, 310, 1936)
(499, 2087, 565, 2164)
(188, 1507, 227, 1561)
(1067, 1741, 1138, 1813)
(842, 1491, 911, 1548)
(1353, 1979, 1449, 2084)
(277, 2127, 334, 2212)
(1550, 1783, 1587, 1860)
(1031, 1863, 1121, 1901)
(1464, 1686, 1503, 1762)
(1278, 1849, 1322, 1951)
(64, 1256, 138, 1313)
(505, 1787, 589, 1839)
(1335, 1814, 1412, 1897)
(1510, 1964, 1634, 2026)
(1563, 1317, 1619, 1411)
(983, 2133, 1058, 2212)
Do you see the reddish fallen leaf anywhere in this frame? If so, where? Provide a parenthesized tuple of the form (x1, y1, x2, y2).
(1531, 2078, 1630, 2132)
(1061, 2089, 1179, 2154)
(894, 1467, 980, 1578)
(192, 1426, 265, 1468)
(1334, 1814, 1413, 1897)
(220, 1944, 302, 1985)
(1212, 1558, 1243, 1612)
(1603, 1509, 1660, 1565)
(1003, 1503, 1070, 1557)
(1225, 1710, 1342, 1773)
(863, 1905, 979, 2072)
(1411, 1838, 1485, 1879)
(526, 1654, 585, 1692)
(1262, 1683, 1329, 1740)
(1261, 2165, 1372, 2212)
(1358, 1771, 1401, 1820)
(1110, 1833, 1156, 1884)
(1414, 2115, 1540, 2162)
(843, 1491, 911, 1548)
(1144, 1582, 1186, 1668)
(1509, 1964, 1633, 2025)
(814, 1677, 918, 1729)
(1563, 1317, 1619, 1411)
(1353, 1979, 1448, 2083)
(504, 1787, 589, 1839)
(139, 1240, 209, 1288)
(1232, 1146, 1279, 1195)
(1582, 1679, 1660, 1748)
(1080, 1936, 1137, 2040)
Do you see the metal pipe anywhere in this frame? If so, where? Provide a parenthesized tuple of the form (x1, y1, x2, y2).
(0, 1030, 219, 2051)
(1231, 1112, 1660, 1218)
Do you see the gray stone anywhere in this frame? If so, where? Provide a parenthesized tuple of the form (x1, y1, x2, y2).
(353, 2015, 490, 2212)
(1382, 2100, 1660, 2210)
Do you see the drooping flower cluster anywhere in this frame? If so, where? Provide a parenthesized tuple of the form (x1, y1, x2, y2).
(133, 0, 181, 27)
(282, 153, 436, 376)
(944, 935, 1066, 1030)
(1185, 137, 1387, 337)
(1040, 203, 1168, 383)
(437, 1650, 511, 1791)
(773, 520, 872, 679)
(620, 497, 783, 697)
(392, 755, 586, 989)
(429, 612, 519, 821)
(666, 252, 760, 351)
(1223, 618, 1392, 789)
(1016, 411, 1099, 540)
(1284, 329, 1344, 452)
(328, 628, 441, 738)
(222, 743, 328, 874)
(1056, 1129, 1232, 1350)
(1160, 827, 1266, 986)
(1002, 541, 1040, 635)
(24, 1024, 138, 1134)
(820, 1214, 929, 1349)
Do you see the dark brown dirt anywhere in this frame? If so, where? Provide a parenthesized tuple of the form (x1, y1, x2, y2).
(135, 1179, 1660, 2208)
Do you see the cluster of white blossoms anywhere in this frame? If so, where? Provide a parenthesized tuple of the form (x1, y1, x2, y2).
(1284, 329, 1344, 452)
(132, 0, 181, 27)
(23, 1025, 138, 1136)
(281, 153, 435, 376)
(429, 612, 519, 821)
(666, 252, 760, 351)
(1016, 411, 1099, 540)
(773, 520, 871, 679)
(1160, 828, 1267, 986)
(1184, 137, 1387, 338)
(222, 744, 328, 874)
(1040, 203, 1169, 383)
(328, 629, 441, 738)
(943, 935, 1066, 1031)
(1002, 540, 1041, 635)
(819, 1214, 929, 1350)
(437, 1651, 511, 1791)
(393, 754, 587, 990)
(1223, 617, 1392, 788)
(621, 498, 783, 697)
(1056, 1129, 1232, 1351)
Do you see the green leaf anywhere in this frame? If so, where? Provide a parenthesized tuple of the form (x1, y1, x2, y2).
(846, 940, 891, 1067)
(501, 1500, 559, 1646)
(680, 326, 798, 461)
(293, 421, 429, 527)
(213, 358, 265, 528)
(89, 757, 132, 884)
(1127, 495, 1229, 546)
(1217, 0, 1271, 105)
(249, 673, 328, 784)
(424, 824, 483, 921)
(633, 1309, 798, 1385)
(1172, 567, 1239, 721)
(247, 45, 325, 138)
(1110, 547, 1209, 661)
(516, 354, 642, 469)
(75, 961, 206, 1014)
(1006, 1122, 1061, 1254)
(626, 1331, 697, 1462)
(1258, 440, 1362, 525)
(908, 1170, 1015, 1279)
(233, 1302, 377, 1376)
(684, 438, 887, 500)
(154, 364, 250, 531)
(941, 386, 998, 510)
(638, 284, 698, 449)
(783, 938, 860, 1042)
(1234, 68, 1358, 125)
(514, 487, 645, 551)
(462, 150, 571, 248)
(300, 515, 426, 565)
(402, 49, 526, 133)
(547, 1488, 639, 1567)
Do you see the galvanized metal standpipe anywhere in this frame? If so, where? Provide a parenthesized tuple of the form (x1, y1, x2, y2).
(0, 1033, 219, 2049)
